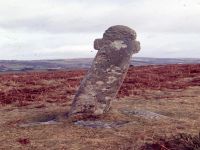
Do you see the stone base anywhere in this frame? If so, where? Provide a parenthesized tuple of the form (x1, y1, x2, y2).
(120, 109, 169, 120)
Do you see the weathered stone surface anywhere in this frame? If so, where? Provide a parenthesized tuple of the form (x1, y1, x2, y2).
(68, 25, 140, 120)
(19, 120, 61, 127)
(120, 109, 169, 120)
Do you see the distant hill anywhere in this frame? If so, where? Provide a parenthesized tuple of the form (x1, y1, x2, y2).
(0, 57, 200, 72)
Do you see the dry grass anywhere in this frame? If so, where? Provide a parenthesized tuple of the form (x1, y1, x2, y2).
(0, 64, 200, 149)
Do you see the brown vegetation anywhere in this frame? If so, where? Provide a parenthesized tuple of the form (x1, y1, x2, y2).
(0, 64, 199, 106)
(141, 132, 200, 150)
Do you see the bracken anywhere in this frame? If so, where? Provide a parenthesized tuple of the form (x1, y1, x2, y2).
(0, 64, 199, 105)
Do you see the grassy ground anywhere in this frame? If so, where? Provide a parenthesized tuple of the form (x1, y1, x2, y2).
(0, 64, 200, 149)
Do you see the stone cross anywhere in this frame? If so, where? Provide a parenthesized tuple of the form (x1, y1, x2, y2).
(69, 25, 140, 120)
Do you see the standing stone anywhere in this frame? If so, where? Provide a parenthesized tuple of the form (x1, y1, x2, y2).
(69, 25, 140, 120)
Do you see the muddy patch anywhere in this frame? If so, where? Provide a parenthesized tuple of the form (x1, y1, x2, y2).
(19, 113, 65, 127)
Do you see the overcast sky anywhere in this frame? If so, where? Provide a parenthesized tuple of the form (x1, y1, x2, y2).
(0, 0, 200, 60)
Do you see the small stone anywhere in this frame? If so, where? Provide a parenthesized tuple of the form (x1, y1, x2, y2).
(19, 120, 61, 127)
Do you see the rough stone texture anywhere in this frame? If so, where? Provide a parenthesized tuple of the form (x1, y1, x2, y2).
(120, 109, 169, 120)
(19, 120, 61, 127)
(68, 25, 140, 120)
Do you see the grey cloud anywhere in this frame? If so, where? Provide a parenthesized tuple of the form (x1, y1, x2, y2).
(0, 16, 106, 33)
(1, 0, 200, 34)
(0, 0, 200, 59)
(1, 10, 200, 35)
